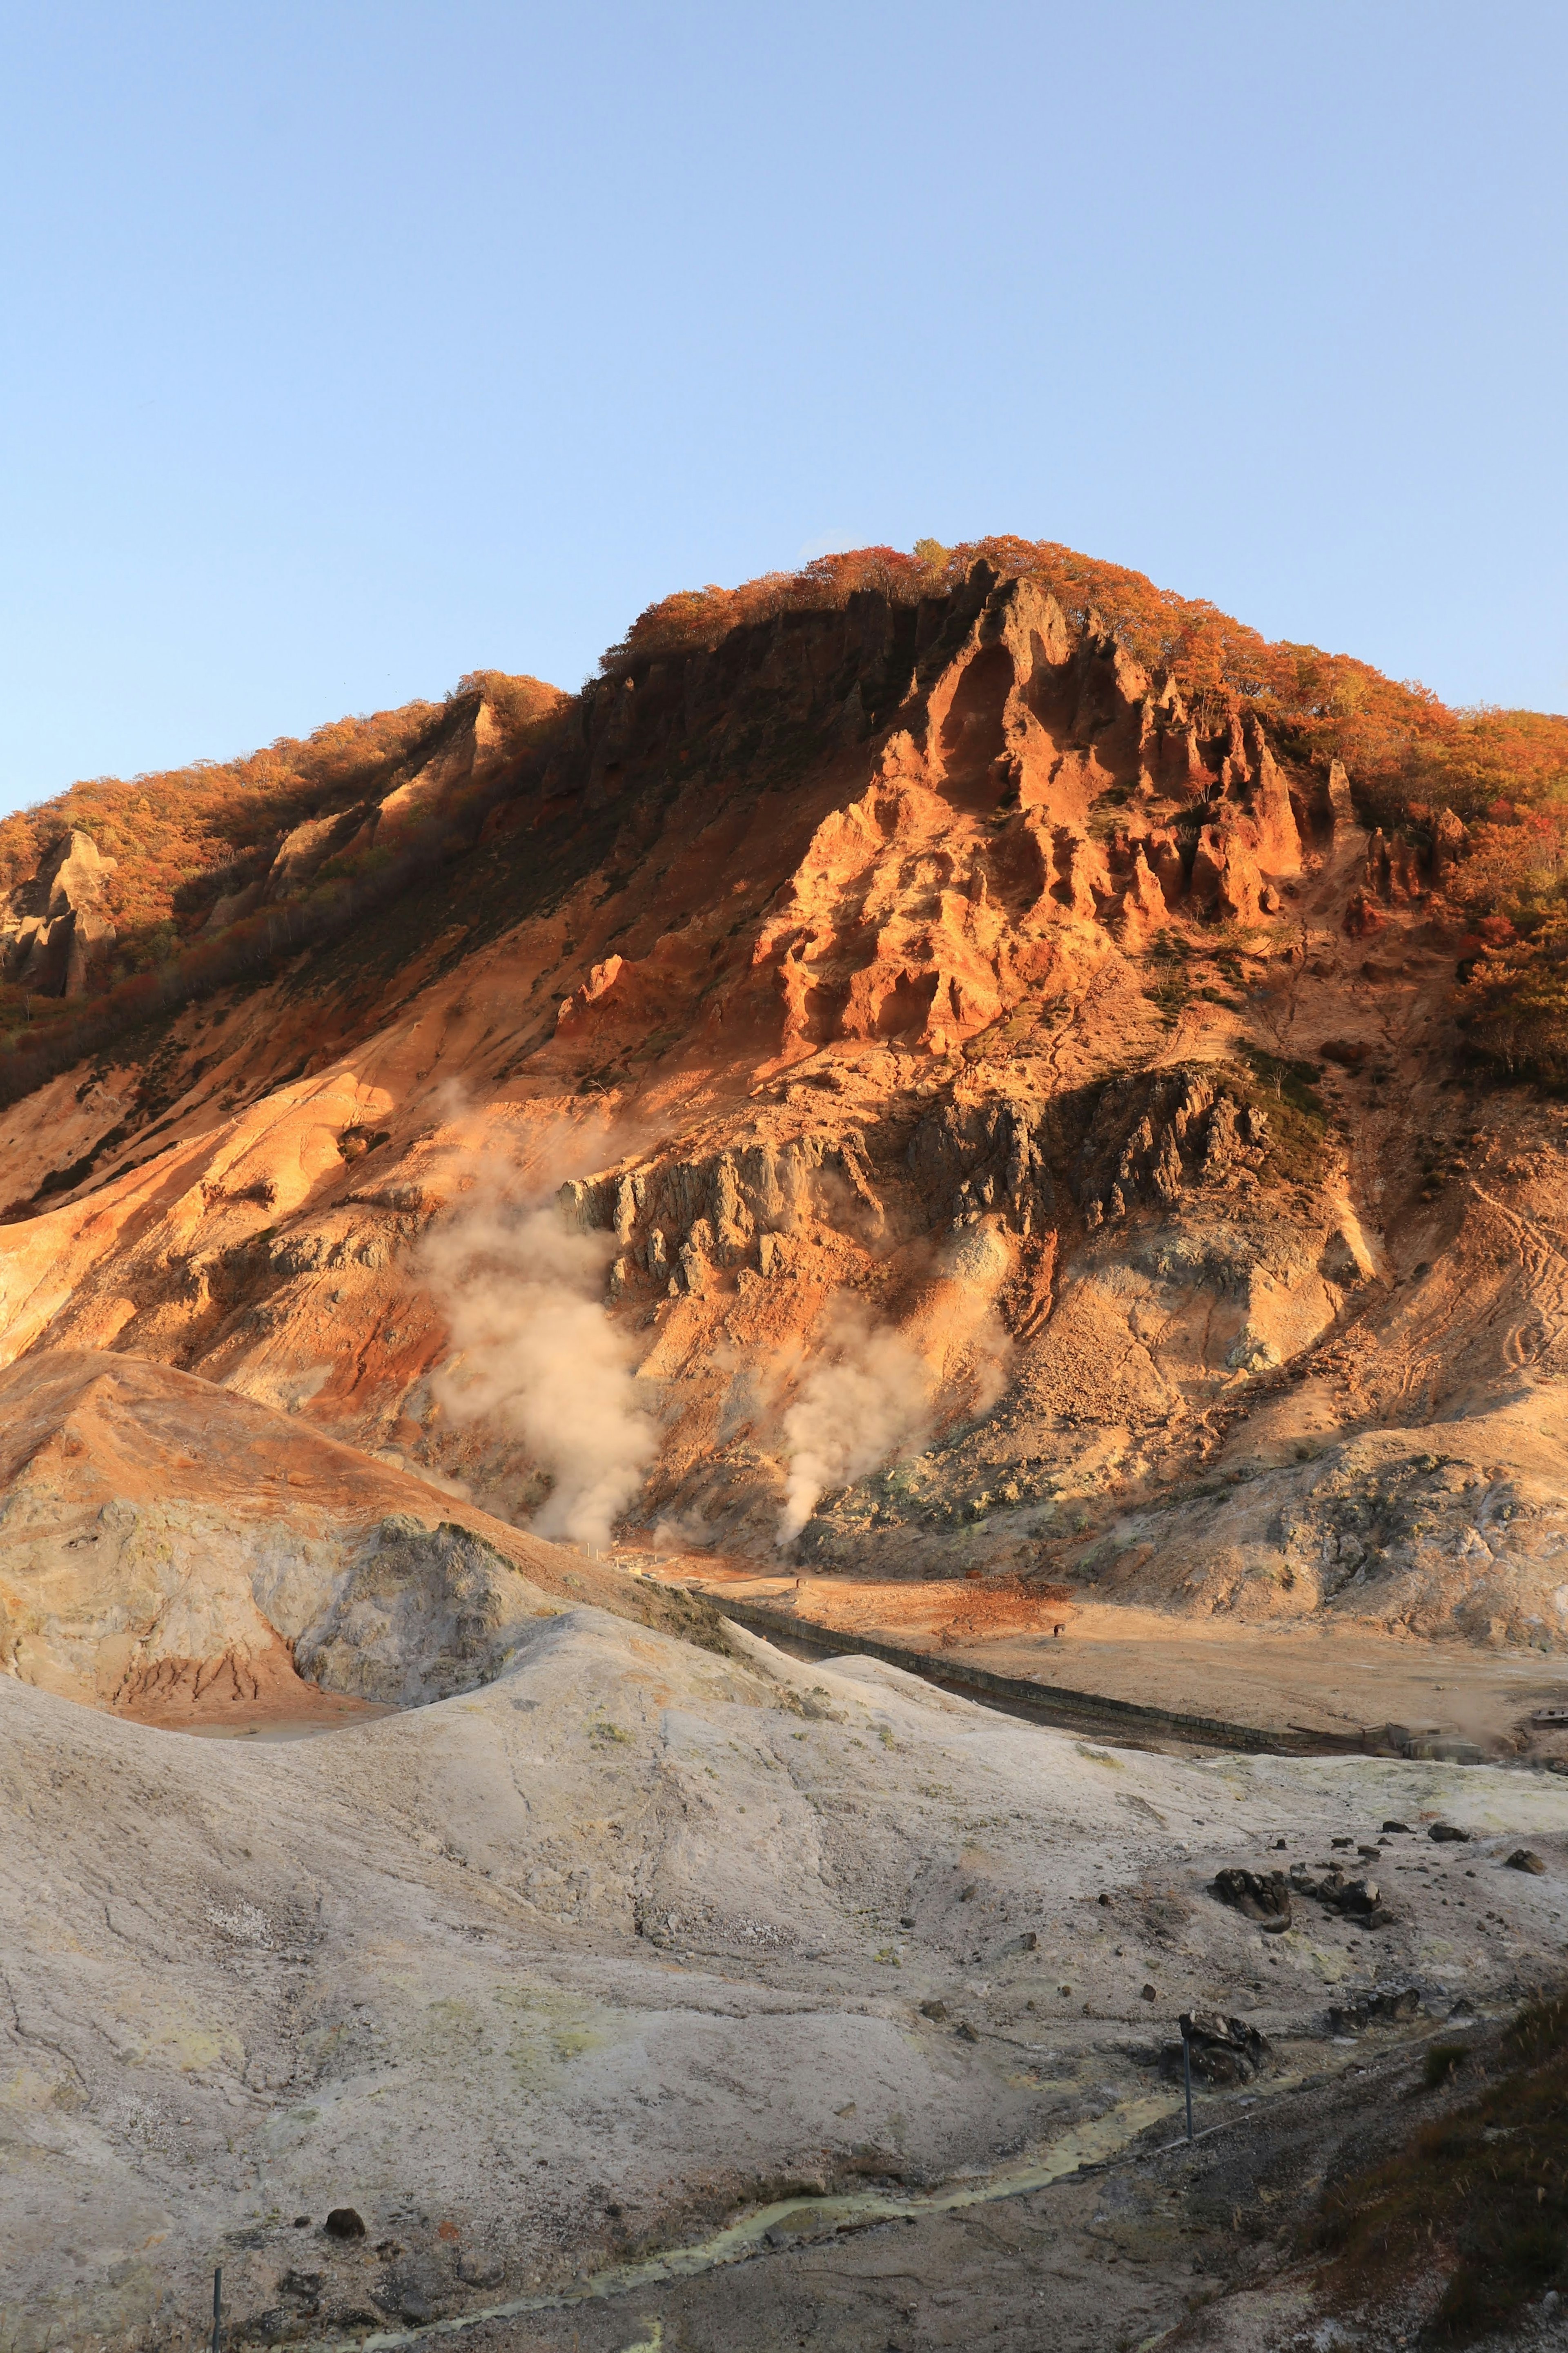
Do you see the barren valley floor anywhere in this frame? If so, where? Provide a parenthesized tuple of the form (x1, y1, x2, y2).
(5, 1604, 1568, 2353)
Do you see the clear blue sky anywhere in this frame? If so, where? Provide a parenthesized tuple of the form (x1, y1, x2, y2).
(2, 0, 1565, 814)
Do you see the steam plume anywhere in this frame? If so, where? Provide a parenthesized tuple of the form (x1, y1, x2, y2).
(424, 1199, 658, 1551)
(776, 1299, 931, 1546)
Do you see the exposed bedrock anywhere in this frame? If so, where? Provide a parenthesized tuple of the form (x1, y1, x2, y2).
(0, 829, 118, 997)
(556, 564, 1332, 1069)
(0, 552, 1556, 1652)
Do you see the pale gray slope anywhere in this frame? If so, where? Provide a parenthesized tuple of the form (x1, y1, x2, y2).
(3, 1611, 1566, 2349)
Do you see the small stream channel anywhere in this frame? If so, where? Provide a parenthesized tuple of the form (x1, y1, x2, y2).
(303, 2023, 1458, 2352)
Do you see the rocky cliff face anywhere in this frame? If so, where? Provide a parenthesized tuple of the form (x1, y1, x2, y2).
(0, 557, 1564, 1706)
(0, 827, 118, 995)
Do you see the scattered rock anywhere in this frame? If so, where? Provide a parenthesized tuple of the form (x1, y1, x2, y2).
(456, 2252, 505, 2287)
(1290, 1865, 1393, 1928)
(1328, 1987, 1422, 2033)
(1381, 1820, 1412, 1834)
(1505, 1848, 1547, 1875)
(1140, 1983, 1158, 2002)
(325, 2208, 366, 2240)
(954, 2019, 979, 2043)
(919, 1999, 948, 2022)
(1162, 2012, 1272, 2086)
(1428, 1822, 1471, 1844)
(1210, 1867, 1292, 1932)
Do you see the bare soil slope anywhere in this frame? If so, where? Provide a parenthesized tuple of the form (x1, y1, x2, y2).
(0, 560, 1565, 1700)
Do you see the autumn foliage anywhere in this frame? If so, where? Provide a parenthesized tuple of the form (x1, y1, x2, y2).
(0, 674, 566, 1106)
(0, 700, 445, 966)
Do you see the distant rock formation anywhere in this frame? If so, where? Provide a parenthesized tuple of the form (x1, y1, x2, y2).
(0, 829, 117, 996)
(574, 565, 1316, 1064)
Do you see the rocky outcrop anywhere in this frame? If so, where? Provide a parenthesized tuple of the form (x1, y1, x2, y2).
(203, 684, 544, 937)
(746, 581, 1312, 1058)
(1075, 1066, 1275, 1226)
(292, 1513, 544, 1705)
(560, 1129, 889, 1297)
(906, 1096, 1054, 1235)
(566, 566, 1318, 1067)
(552, 1084, 1064, 1315)
(366, 688, 513, 847)
(1430, 805, 1468, 884)
(1341, 807, 1471, 938)
(0, 830, 117, 996)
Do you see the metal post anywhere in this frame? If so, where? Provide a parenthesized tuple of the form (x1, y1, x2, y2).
(212, 2264, 223, 2353)
(1183, 2027, 1194, 2144)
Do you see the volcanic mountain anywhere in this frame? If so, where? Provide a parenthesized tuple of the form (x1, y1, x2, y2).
(5, 542, 1568, 2351)
(2, 544, 1568, 1703)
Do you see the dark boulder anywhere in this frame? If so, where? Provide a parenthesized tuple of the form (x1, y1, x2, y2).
(1329, 1987, 1422, 2033)
(1162, 2011, 1272, 2086)
(1210, 1867, 1292, 1932)
(1290, 1863, 1394, 1929)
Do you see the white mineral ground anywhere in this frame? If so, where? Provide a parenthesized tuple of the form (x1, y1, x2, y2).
(4, 1604, 1567, 2349)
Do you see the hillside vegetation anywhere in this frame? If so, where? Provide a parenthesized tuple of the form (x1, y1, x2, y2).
(4, 544, 1566, 1102)
(0, 670, 564, 1104)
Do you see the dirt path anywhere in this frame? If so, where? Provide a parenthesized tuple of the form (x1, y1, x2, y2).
(634, 1555, 1568, 1757)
